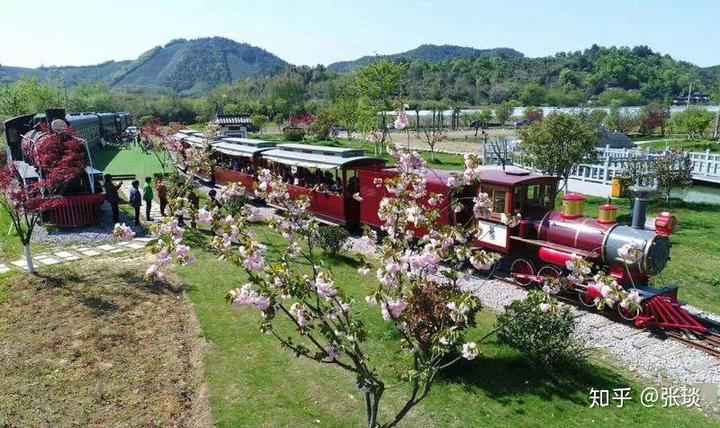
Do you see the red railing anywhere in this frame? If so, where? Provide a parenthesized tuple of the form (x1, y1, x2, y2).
(47, 194, 106, 228)
(214, 168, 256, 189)
(287, 185, 346, 224)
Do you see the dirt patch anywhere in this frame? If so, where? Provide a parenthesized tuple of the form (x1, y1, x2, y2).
(0, 257, 211, 427)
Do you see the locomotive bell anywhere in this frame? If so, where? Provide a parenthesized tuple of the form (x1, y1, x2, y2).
(597, 204, 618, 224)
(561, 193, 585, 219)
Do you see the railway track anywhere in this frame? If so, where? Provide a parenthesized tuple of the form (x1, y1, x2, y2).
(663, 331, 720, 359)
(488, 273, 720, 359)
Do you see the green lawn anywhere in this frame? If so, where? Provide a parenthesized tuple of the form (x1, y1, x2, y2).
(92, 144, 171, 180)
(177, 227, 718, 427)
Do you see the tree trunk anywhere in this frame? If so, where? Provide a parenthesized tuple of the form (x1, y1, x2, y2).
(365, 387, 383, 428)
(24, 244, 35, 273)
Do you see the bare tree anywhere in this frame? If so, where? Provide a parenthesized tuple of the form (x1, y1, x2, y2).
(488, 138, 513, 171)
(416, 106, 447, 162)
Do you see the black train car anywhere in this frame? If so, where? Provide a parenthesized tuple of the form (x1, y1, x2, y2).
(2, 109, 106, 227)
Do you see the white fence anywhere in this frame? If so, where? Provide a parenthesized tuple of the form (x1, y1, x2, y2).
(483, 144, 720, 185)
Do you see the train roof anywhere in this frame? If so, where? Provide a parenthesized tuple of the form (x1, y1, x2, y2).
(221, 137, 276, 148)
(213, 140, 276, 157)
(262, 144, 383, 170)
(377, 166, 557, 188)
(275, 143, 366, 158)
(66, 114, 99, 127)
(477, 168, 558, 186)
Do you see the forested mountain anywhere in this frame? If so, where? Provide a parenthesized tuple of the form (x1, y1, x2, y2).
(327, 44, 523, 72)
(0, 37, 288, 95)
(109, 37, 288, 95)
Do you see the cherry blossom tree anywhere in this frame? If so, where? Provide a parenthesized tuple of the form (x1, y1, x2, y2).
(0, 124, 87, 272)
(138, 121, 182, 175)
(140, 146, 525, 427)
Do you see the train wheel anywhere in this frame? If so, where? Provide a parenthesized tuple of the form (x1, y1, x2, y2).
(538, 265, 562, 294)
(578, 290, 597, 308)
(510, 259, 534, 287)
(618, 305, 640, 321)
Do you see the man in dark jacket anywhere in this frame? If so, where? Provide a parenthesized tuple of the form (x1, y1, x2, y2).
(129, 180, 142, 226)
(103, 174, 123, 224)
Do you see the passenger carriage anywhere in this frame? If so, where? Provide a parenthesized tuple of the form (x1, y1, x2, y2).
(212, 138, 276, 188)
(358, 168, 476, 233)
(260, 144, 385, 227)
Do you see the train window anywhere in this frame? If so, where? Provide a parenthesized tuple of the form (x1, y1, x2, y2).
(527, 185, 539, 201)
(513, 186, 525, 212)
(481, 185, 510, 216)
(492, 191, 506, 214)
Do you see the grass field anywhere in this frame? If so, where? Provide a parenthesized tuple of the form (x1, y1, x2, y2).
(634, 137, 720, 153)
(2, 143, 720, 425)
(0, 259, 210, 426)
(176, 228, 719, 427)
(92, 144, 173, 180)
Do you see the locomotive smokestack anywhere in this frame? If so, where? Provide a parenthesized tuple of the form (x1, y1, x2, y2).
(629, 185, 656, 229)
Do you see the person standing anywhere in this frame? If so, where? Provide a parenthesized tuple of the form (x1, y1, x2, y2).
(188, 189, 200, 229)
(142, 176, 154, 221)
(157, 178, 168, 216)
(103, 174, 123, 224)
(129, 180, 142, 226)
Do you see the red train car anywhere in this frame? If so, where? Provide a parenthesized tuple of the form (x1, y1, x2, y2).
(260, 144, 385, 226)
(358, 168, 476, 232)
(212, 138, 277, 188)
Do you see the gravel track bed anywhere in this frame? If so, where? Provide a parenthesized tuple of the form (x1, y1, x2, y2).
(33, 202, 150, 247)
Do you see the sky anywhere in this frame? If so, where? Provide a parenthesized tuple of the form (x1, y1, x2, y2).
(1, 0, 718, 68)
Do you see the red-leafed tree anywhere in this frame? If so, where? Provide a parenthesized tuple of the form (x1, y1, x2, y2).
(289, 113, 315, 133)
(0, 124, 87, 272)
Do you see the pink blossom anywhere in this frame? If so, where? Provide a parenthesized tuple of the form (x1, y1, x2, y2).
(381, 298, 407, 321)
(325, 347, 342, 362)
(113, 223, 135, 241)
(314, 273, 337, 298)
(462, 342, 478, 360)
(394, 109, 409, 130)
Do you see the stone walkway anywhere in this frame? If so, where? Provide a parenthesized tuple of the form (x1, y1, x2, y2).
(2, 237, 154, 272)
(121, 183, 164, 224)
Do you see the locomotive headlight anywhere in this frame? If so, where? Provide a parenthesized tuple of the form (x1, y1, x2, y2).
(643, 235, 671, 275)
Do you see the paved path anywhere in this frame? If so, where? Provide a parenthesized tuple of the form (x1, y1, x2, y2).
(121, 183, 164, 224)
(1, 237, 154, 272)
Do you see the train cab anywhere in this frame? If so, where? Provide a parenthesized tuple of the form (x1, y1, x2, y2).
(260, 144, 385, 227)
(212, 138, 277, 188)
(474, 169, 559, 253)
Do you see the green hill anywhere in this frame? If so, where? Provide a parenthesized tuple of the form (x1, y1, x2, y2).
(0, 37, 288, 96)
(327, 44, 524, 72)
(109, 37, 288, 95)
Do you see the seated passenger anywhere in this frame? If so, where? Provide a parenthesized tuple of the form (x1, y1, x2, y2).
(329, 177, 342, 194)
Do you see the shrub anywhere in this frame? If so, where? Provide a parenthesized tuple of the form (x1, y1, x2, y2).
(312, 110, 338, 140)
(317, 225, 349, 257)
(282, 126, 305, 141)
(495, 291, 586, 371)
